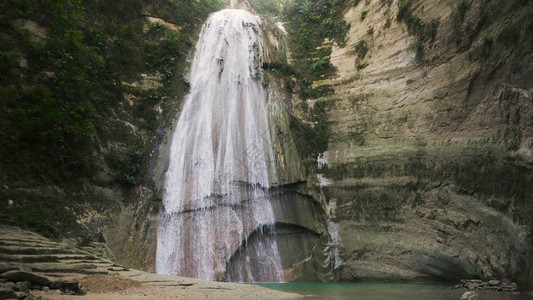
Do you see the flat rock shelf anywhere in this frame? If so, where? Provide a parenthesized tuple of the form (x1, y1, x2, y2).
(0, 226, 300, 299)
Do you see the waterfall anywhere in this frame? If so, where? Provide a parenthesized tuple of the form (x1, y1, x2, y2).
(156, 9, 284, 282)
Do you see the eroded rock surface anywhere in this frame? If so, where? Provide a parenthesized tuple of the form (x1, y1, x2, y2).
(0, 226, 300, 299)
(312, 0, 533, 285)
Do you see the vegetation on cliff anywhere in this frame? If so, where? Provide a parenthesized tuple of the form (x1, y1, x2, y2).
(0, 0, 221, 236)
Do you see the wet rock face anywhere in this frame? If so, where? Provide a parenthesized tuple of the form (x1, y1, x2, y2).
(313, 0, 533, 286)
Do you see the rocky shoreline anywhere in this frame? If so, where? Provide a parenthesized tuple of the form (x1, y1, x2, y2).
(0, 226, 300, 299)
(456, 279, 521, 293)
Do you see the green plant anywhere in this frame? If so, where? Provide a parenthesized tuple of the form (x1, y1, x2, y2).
(497, 25, 520, 44)
(450, 0, 469, 43)
(361, 10, 368, 21)
(311, 59, 329, 72)
(397, 1, 438, 42)
(250, 0, 281, 16)
(116, 142, 143, 186)
(384, 18, 392, 29)
(355, 40, 369, 59)
(468, 35, 493, 60)
(367, 27, 374, 36)
(307, 101, 329, 155)
(408, 40, 424, 62)
(357, 63, 368, 70)
(283, 0, 350, 78)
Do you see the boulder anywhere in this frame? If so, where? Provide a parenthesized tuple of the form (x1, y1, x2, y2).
(15, 281, 31, 293)
(460, 291, 479, 300)
(0, 271, 49, 286)
(15, 291, 29, 299)
(0, 287, 17, 299)
(0, 282, 16, 289)
(487, 280, 500, 286)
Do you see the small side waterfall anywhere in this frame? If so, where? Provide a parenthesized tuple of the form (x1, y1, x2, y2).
(156, 9, 284, 282)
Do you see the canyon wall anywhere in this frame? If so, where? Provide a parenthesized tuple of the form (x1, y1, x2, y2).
(311, 0, 532, 285)
(1, 0, 531, 287)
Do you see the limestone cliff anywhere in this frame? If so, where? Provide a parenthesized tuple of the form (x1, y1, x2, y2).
(309, 0, 532, 286)
(1, 0, 531, 288)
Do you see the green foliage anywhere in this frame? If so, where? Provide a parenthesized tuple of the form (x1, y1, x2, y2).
(311, 59, 329, 73)
(144, 0, 222, 35)
(0, 0, 123, 180)
(0, 193, 77, 238)
(357, 63, 368, 70)
(455, 0, 469, 20)
(361, 10, 368, 21)
(134, 88, 164, 129)
(144, 23, 190, 80)
(250, 0, 281, 16)
(397, 1, 438, 42)
(450, 0, 470, 43)
(384, 18, 392, 29)
(297, 79, 334, 100)
(355, 40, 369, 59)
(283, 0, 350, 78)
(396, 1, 438, 62)
(408, 40, 424, 62)
(116, 142, 143, 186)
(0, 0, 220, 183)
(367, 27, 374, 36)
(468, 35, 493, 60)
(307, 101, 329, 155)
(497, 25, 520, 44)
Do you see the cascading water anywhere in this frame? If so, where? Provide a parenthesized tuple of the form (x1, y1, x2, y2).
(156, 9, 284, 282)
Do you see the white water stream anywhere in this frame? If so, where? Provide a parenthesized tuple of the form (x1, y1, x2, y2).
(156, 9, 284, 282)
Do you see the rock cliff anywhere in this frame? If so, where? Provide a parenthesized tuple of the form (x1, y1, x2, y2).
(310, 0, 532, 286)
(1, 0, 531, 288)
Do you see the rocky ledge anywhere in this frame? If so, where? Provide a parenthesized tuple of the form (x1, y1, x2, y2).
(0, 226, 300, 299)
(456, 279, 521, 293)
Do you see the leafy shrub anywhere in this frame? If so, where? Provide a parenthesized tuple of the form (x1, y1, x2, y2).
(116, 142, 143, 186)
(355, 40, 369, 59)
(361, 10, 368, 21)
(311, 59, 329, 72)
(497, 25, 520, 44)
(468, 35, 493, 60)
(408, 40, 424, 62)
(384, 18, 392, 29)
(397, 1, 438, 42)
(250, 0, 281, 16)
(283, 0, 350, 78)
(307, 101, 329, 155)
(357, 63, 368, 70)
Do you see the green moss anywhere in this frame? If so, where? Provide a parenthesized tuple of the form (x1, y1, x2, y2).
(324, 142, 532, 226)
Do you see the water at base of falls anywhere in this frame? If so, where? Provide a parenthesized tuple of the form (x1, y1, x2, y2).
(156, 9, 284, 282)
